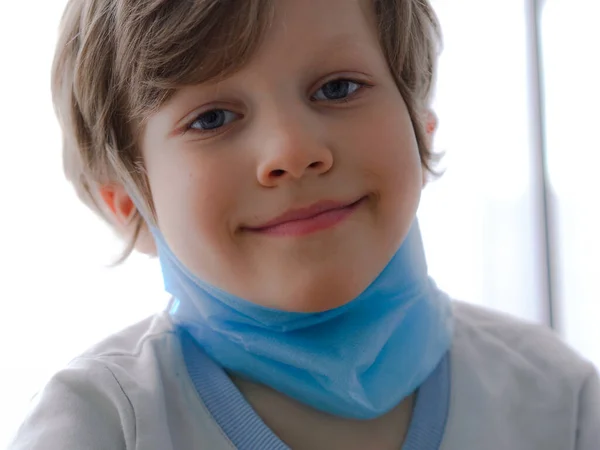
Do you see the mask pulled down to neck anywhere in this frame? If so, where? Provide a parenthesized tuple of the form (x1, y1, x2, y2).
(153, 221, 453, 420)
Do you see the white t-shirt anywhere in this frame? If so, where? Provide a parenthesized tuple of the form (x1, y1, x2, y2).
(8, 301, 600, 449)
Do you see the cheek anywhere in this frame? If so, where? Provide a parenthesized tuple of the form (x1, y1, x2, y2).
(345, 101, 422, 193)
(345, 99, 423, 240)
(147, 151, 244, 253)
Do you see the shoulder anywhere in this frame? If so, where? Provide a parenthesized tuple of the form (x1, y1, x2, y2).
(63, 312, 184, 403)
(451, 300, 594, 381)
(442, 301, 600, 449)
(10, 312, 236, 449)
(8, 314, 181, 449)
(79, 311, 177, 360)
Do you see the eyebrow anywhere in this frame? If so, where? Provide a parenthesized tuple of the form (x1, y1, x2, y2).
(164, 31, 377, 111)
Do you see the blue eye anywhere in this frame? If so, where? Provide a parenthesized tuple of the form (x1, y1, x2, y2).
(189, 109, 237, 131)
(313, 79, 362, 101)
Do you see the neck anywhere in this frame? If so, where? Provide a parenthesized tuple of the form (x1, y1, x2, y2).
(157, 220, 453, 419)
(232, 373, 415, 450)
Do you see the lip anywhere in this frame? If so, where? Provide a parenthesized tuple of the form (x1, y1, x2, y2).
(245, 197, 366, 237)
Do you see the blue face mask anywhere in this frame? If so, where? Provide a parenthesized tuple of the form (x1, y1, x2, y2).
(154, 221, 453, 420)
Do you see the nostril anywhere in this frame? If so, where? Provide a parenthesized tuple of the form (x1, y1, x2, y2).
(308, 161, 321, 169)
(271, 169, 286, 177)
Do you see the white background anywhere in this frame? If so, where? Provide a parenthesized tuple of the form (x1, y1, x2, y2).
(1, 0, 598, 445)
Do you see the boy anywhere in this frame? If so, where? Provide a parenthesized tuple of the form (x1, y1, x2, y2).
(9, 0, 599, 448)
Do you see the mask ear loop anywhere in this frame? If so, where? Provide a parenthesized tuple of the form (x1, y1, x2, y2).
(128, 186, 157, 231)
(112, 189, 161, 264)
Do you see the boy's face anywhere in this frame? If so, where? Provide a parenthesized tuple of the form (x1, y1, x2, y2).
(141, 0, 423, 312)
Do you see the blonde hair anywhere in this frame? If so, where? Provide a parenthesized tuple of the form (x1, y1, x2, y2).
(52, 0, 442, 262)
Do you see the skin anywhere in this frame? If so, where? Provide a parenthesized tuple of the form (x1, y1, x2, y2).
(101, 0, 436, 446)
(107, 0, 430, 313)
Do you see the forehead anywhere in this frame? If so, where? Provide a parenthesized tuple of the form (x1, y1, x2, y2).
(257, 0, 378, 60)
(157, 0, 383, 110)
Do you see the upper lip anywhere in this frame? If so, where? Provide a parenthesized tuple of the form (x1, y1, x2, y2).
(246, 198, 364, 230)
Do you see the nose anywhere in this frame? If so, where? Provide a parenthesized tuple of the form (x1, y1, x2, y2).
(256, 115, 334, 187)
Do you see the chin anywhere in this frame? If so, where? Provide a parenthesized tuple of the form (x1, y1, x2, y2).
(270, 276, 367, 313)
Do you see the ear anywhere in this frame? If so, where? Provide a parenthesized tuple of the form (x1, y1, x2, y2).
(425, 109, 438, 146)
(99, 184, 157, 256)
(422, 110, 438, 187)
(99, 184, 136, 226)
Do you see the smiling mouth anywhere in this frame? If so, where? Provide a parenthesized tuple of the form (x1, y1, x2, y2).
(245, 197, 367, 237)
